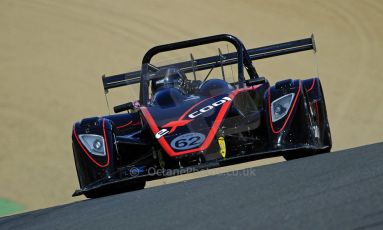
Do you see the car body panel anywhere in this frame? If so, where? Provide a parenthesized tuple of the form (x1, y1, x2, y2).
(71, 34, 331, 197)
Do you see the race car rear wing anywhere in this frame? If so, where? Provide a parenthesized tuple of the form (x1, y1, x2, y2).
(102, 34, 316, 92)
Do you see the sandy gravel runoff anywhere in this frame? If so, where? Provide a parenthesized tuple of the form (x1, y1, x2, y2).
(1, 0, 382, 212)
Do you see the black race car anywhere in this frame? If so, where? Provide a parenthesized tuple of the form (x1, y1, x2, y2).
(72, 34, 331, 198)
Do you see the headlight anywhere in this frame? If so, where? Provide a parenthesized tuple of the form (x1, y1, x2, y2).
(271, 93, 295, 122)
(78, 134, 106, 156)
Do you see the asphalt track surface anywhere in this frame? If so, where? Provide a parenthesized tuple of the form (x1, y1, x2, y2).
(1, 143, 383, 230)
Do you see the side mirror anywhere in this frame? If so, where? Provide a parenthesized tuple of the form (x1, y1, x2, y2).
(246, 77, 266, 87)
(113, 102, 134, 113)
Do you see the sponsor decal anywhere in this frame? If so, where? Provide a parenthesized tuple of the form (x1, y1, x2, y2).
(170, 133, 206, 150)
(218, 136, 226, 158)
(188, 97, 231, 119)
(155, 96, 232, 139)
(155, 128, 170, 139)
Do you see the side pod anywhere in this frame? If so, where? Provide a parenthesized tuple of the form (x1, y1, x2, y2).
(72, 118, 117, 188)
(265, 79, 314, 150)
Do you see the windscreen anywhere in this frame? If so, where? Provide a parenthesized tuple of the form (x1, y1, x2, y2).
(141, 41, 249, 102)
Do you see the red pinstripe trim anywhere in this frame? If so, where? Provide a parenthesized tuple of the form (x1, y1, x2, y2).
(141, 86, 260, 157)
(117, 121, 142, 129)
(73, 120, 110, 168)
(268, 82, 301, 134)
(307, 78, 316, 92)
(117, 121, 133, 129)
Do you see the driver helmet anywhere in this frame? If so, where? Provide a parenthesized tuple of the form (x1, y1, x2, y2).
(151, 67, 188, 94)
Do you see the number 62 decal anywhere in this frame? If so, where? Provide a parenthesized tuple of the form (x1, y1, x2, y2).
(170, 133, 206, 150)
